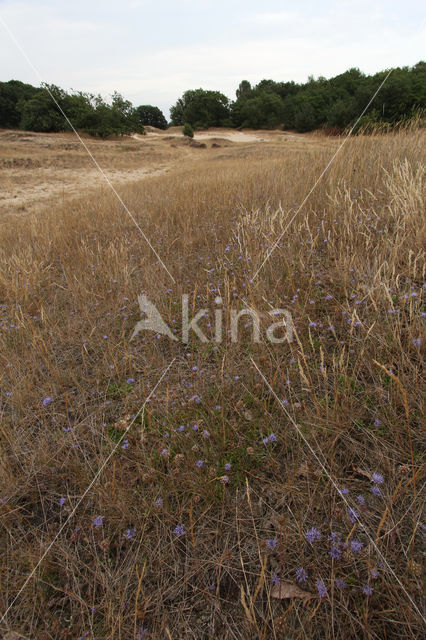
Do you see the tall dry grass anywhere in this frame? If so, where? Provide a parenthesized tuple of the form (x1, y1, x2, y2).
(0, 129, 424, 638)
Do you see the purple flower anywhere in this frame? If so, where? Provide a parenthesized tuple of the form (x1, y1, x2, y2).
(329, 545, 342, 560)
(272, 572, 280, 585)
(371, 485, 381, 497)
(338, 487, 349, 495)
(155, 497, 163, 508)
(356, 495, 365, 505)
(347, 508, 359, 523)
(121, 439, 129, 450)
(196, 459, 204, 468)
(266, 538, 277, 550)
(305, 527, 322, 544)
(59, 497, 66, 507)
(362, 584, 374, 596)
(262, 436, 269, 445)
(203, 429, 210, 438)
(335, 578, 346, 590)
(371, 473, 384, 484)
(370, 568, 379, 579)
(93, 515, 103, 527)
(316, 579, 328, 599)
(295, 567, 307, 583)
(42, 396, 52, 407)
(224, 463, 231, 471)
(329, 532, 341, 544)
(174, 524, 185, 537)
(268, 433, 277, 443)
(126, 378, 135, 384)
(350, 539, 364, 553)
(136, 626, 149, 639)
(124, 527, 136, 539)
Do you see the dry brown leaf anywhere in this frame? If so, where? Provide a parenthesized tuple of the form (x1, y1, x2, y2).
(271, 581, 312, 602)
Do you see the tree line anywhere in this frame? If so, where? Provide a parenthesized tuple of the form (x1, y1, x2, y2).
(171, 62, 425, 132)
(0, 81, 167, 137)
(0, 62, 424, 137)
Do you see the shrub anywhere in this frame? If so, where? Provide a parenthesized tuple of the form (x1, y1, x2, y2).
(183, 122, 194, 138)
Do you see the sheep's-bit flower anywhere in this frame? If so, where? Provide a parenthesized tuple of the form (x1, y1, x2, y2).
(335, 578, 346, 590)
(93, 515, 103, 527)
(372, 472, 384, 484)
(295, 567, 307, 583)
(347, 508, 359, 523)
(371, 485, 381, 497)
(42, 396, 52, 407)
(350, 539, 364, 554)
(266, 538, 277, 550)
(329, 545, 342, 560)
(305, 527, 322, 544)
(174, 524, 185, 537)
(316, 579, 328, 599)
(362, 584, 374, 596)
(124, 527, 136, 540)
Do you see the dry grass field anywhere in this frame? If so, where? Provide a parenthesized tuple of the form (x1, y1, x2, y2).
(0, 126, 424, 639)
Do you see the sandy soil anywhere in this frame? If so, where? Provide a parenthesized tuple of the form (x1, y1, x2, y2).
(137, 129, 267, 143)
(0, 128, 331, 216)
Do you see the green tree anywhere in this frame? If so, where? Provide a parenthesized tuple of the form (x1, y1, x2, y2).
(19, 88, 65, 132)
(294, 102, 316, 132)
(232, 91, 283, 128)
(236, 80, 252, 99)
(0, 80, 40, 128)
(136, 105, 168, 129)
(170, 89, 230, 128)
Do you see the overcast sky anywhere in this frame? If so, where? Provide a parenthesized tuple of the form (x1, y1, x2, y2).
(0, 0, 424, 117)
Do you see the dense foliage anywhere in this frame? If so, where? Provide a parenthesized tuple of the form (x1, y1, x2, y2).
(0, 62, 424, 135)
(0, 81, 146, 137)
(230, 63, 425, 131)
(170, 62, 424, 131)
(135, 104, 168, 130)
(170, 88, 231, 128)
(183, 122, 194, 138)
